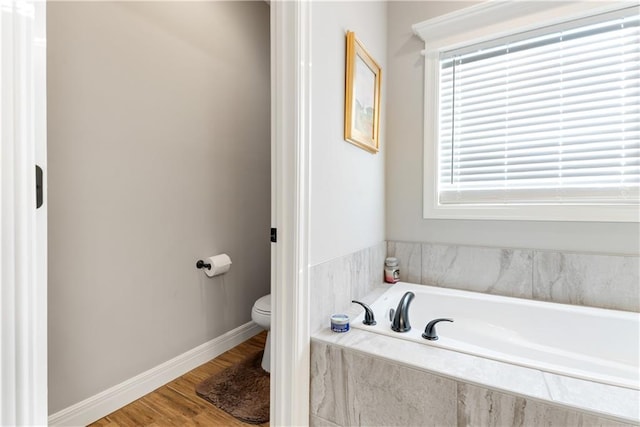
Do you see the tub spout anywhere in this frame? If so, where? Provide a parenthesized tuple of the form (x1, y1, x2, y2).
(391, 291, 415, 333)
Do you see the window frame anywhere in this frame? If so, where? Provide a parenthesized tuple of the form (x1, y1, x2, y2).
(413, 1, 640, 222)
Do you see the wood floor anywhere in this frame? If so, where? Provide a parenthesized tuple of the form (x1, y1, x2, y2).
(89, 332, 269, 427)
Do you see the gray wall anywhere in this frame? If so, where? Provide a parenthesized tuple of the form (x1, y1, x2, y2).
(386, 1, 640, 255)
(310, 1, 387, 266)
(47, 2, 270, 413)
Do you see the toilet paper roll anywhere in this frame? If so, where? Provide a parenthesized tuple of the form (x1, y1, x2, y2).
(204, 254, 232, 278)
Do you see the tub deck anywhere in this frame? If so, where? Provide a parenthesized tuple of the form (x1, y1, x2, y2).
(352, 282, 639, 390)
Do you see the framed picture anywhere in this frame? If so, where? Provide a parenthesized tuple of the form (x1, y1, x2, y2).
(344, 31, 381, 154)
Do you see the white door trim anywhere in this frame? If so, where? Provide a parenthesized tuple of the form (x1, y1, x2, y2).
(0, 1, 48, 424)
(270, 0, 311, 425)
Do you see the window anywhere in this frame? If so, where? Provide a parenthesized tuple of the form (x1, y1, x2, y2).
(414, 2, 640, 221)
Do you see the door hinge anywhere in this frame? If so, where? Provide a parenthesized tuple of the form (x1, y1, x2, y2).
(270, 228, 277, 243)
(36, 165, 43, 209)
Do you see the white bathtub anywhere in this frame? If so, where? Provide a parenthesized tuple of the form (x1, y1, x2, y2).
(352, 282, 640, 390)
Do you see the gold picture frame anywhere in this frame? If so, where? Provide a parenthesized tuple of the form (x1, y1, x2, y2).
(344, 31, 381, 154)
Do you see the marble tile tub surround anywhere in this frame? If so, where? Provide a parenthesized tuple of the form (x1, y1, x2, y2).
(533, 251, 640, 312)
(457, 383, 632, 427)
(387, 241, 640, 312)
(311, 340, 457, 427)
(311, 329, 640, 426)
(310, 242, 387, 333)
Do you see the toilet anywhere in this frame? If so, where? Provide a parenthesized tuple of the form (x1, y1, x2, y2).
(251, 294, 271, 372)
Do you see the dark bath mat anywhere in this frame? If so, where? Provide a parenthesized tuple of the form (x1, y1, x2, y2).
(196, 350, 269, 424)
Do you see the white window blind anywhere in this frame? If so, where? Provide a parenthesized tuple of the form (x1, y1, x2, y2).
(438, 7, 640, 206)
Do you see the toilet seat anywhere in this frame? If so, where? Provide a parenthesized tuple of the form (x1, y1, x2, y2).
(251, 294, 272, 372)
(251, 294, 271, 331)
(253, 294, 271, 315)
(251, 309, 270, 327)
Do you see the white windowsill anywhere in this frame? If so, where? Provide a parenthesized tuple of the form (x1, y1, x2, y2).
(423, 203, 640, 222)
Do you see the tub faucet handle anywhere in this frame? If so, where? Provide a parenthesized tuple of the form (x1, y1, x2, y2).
(422, 318, 454, 341)
(351, 300, 376, 326)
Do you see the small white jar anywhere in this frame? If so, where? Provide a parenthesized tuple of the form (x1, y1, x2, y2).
(330, 314, 350, 332)
(384, 257, 400, 283)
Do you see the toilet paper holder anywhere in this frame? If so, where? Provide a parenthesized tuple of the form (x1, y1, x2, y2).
(196, 254, 232, 277)
(196, 260, 211, 270)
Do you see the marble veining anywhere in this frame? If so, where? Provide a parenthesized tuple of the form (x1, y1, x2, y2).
(310, 341, 350, 425)
(314, 328, 552, 405)
(309, 415, 341, 427)
(368, 241, 387, 292)
(386, 241, 422, 283)
(346, 248, 370, 304)
(533, 251, 640, 312)
(421, 243, 534, 298)
(309, 242, 387, 333)
(310, 256, 352, 334)
(543, 372, 640, 422)
(312, 327, 640, 424)
(311, 340, 457, 426)
(457, 383, 631, 427)
(387, 240, 639, 312)
(343, 349, 456, 427)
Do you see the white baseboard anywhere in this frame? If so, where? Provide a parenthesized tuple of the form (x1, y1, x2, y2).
(48, 321, 263, 427)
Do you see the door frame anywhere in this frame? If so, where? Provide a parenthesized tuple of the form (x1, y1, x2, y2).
(0, 1, 48, 424)
(2, 0, 305, 423)
(270, 0, 312, 425)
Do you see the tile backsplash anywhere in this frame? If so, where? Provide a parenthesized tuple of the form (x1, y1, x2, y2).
(388, 241, 640, 312)
(533, 251, 640, 312)
(311, 241, 639, 333)
(310, 242, 387, 333)
(421, 243, 533, 299)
